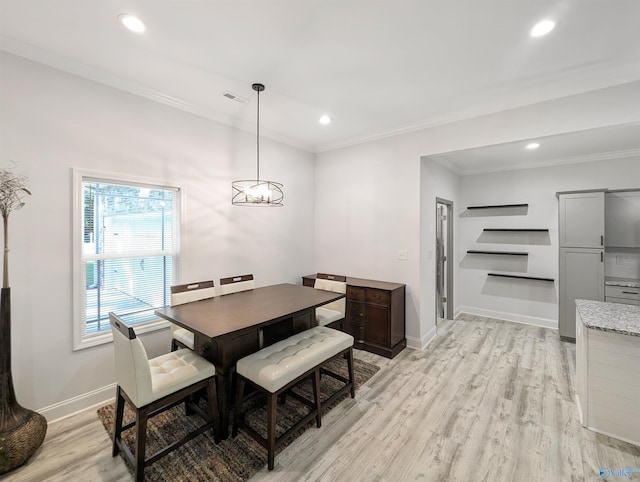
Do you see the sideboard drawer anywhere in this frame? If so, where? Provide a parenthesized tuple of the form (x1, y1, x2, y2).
(347, 286, 365, 301)
(366, 288, 390, 305)
(348, 300, 365, 318)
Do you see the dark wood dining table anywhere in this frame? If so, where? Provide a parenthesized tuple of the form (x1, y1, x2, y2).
(155, 283, 344, 438)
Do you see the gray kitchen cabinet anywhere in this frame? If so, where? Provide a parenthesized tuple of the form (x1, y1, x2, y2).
(605, 285, 640, 305)
(605, 190, 640, 248)
(606, 298, 640, 306)
(559, 247, 604, 339)
(558, 190, 606, 341)
(558, 191, 605, 248)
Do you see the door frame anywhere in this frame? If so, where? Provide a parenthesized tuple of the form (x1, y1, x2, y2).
(436, 197, 454, 322)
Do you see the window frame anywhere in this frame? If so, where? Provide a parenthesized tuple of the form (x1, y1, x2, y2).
(72, 169, 183, 350)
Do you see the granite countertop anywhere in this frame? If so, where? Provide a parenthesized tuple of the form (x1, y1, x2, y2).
(605, 277, 640, 288)
(576, 299, 640, 337)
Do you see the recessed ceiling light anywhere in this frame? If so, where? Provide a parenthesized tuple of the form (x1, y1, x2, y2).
(530, 20, 555, 37)
(526, 142, 540, 150)
(319, 114, 331, 125)
(118, 14, 147, 33)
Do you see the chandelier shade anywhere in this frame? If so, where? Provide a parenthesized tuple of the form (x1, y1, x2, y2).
(232, 83, 284, 207)
(231, 179, 284, 206)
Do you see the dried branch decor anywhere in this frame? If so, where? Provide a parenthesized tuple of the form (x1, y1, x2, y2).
(0, 164, 46, 475)
(0, 166, 31, 287)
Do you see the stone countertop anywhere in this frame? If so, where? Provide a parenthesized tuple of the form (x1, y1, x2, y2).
(576, 299, 640, 337)
(605, 277, 640, 288)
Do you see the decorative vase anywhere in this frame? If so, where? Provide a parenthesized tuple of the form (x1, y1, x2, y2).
(0, 287, 47, 474)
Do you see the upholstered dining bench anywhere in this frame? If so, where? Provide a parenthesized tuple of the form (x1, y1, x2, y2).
(232, 326, 355, 470)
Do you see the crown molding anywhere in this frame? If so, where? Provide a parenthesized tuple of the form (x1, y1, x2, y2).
(428, 157, 464, 176)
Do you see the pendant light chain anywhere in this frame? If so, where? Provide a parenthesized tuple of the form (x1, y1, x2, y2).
(256, 87, 260, 182)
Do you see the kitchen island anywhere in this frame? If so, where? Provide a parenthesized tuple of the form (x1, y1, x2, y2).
(575, 299, 640, 446)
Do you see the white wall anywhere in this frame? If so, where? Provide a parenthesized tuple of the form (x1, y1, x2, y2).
(316, 80, 640, 349)
(314, 137, 422, 343)
(455, 157, 640, 327)
(0, 52, 315, 419)
(419, 159, 460, 346)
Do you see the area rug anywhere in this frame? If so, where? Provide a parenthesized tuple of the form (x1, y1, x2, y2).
(97, 357, 379, 481)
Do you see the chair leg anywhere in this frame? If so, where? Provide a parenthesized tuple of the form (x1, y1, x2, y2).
(135, 408, 148, 482)
(185, 392, 197, 416)
(313, 368, 322, 428)
(207, 378, 221, 443)
(112, 386, 125, 457)
(267, 393, 277, 470)
(347, 347, 355, 398)
(232, 377, 245, 438)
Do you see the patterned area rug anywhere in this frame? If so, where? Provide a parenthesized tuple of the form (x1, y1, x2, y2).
(97, 357, 379, 481)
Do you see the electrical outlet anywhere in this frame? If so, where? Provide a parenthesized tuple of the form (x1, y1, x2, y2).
(398, 250, 408, 260)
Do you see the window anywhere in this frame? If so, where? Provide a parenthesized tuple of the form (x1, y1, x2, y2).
(73, 170, 181, 350)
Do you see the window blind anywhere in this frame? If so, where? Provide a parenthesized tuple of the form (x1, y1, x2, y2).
(80, 180, 177, 335)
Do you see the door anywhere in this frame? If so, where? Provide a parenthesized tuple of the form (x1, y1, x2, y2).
(558, 191, 605, 248)
(605, 190, 640, 247)
(559, 247, 605, 339)
(436, 198, 453, 325)
(364, 303, 390, 348)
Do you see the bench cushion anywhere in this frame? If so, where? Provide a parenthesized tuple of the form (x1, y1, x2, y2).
(236, 326, 354, 393)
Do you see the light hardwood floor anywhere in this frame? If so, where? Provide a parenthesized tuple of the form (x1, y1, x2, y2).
(4, 315, 639, 481)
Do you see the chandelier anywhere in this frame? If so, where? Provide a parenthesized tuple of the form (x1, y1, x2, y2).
(231, 83, 284, 206)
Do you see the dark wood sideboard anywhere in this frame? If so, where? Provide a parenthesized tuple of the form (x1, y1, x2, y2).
(302, 274, 406, 358)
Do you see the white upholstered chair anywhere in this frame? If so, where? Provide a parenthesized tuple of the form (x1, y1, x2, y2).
(218, 274, 255, 295)
(170, 280, 216, 351)
(314, 273, 347, 329)
(109, 313, 220, 482)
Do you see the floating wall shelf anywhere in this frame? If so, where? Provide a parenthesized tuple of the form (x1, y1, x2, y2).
(467, 250, 528, 256)
(488, 273, 554, 282)
(467, 203, 529, 210)
(483, 228, 549, 232)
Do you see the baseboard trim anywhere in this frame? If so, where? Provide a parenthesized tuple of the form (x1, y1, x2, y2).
(405, 335, 422, 350)
(576, 394, 584, 425)
(586, 425, 640, 448)
(453, 307, 464, 320)
(406, 325, 437, 351)
(39, 383, 116, 423)
(456, 306, 558, 330)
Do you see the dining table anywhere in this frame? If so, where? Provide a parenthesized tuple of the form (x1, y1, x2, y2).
(155, 282, 344, 438)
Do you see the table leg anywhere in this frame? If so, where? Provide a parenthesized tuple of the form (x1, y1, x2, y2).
(216, 369, 233, 439)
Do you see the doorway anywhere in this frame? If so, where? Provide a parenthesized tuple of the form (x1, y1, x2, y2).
(436, 198, 454, 325)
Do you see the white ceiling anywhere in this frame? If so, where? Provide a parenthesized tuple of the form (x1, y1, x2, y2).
(429, 121, 640, 175)
(1, 1, 640, 155)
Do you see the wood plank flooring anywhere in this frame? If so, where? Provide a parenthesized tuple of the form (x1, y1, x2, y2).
(4, 315, 639, 481)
